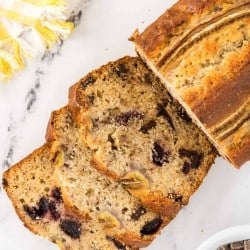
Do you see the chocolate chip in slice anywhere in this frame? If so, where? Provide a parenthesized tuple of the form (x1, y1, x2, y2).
(131, 206, 147, 220)
(23, 205, 39, 220)
(81, 75, 96, 90)
(49, 200, 60, 220)
(115, 111, 144, 126)
(157, 104, 175, 130)
(51, 187, 62, 202)
(140, 218, 163, 235)
(23, 197, 50, 220)
(152, 142, 170, 166)
(87, 94, 95, 106)
(108, 134, 118, 150)
(140, 120, 156, 134)
(36, 197, 50, 217)
(114, 63, 129, 79)
(177, 108, 192, 123)
(179, 148, 203, 169)
(60, 219, 82, 239)
(182, 162, 191, 175)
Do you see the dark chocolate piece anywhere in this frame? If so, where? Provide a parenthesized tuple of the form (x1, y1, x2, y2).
(152, 142, 170, 166)
(157, 104, 175, 130)
(81, 75, 96, 90)
(60, 219, 82, 239)
(115, 111, 144, 126)
(51, 187, 62, 202)
(179, 148, 203, 169)
(114, 63, 129, 79)
(140, 218, 163, 235)
(140, 120, 157, 133)
(131, 206, 147, 220)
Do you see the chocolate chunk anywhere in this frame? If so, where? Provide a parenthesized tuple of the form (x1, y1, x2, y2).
(157, 104, 175, 130)
(167, 193, 183, 203)
(131, 206, 147, 220)
(177, 108, 192, 123)
(108, 134, 117, 150)
(36, 197, 50, 217)
(182, 162, 191, 174)
(115, 63, 129, 78)
(140, 120, 156, 133)
(2, 178, 8, 187)
(115, 111, 144, 126)
(51, 187, 62, 202)
(87, 94, 95, 105)
(49, 201, 60, 220)
(152, 142, 169, 166)
(107, 237, 127, 250)
(122, 207, 128, 214)
(23, 197, 50, 219)
(140, 218, 163, 235)
(60, 219, 82, 239)
(23, 205, 39, 220)
(81, 75, 96, 90)
(179, 148, 203, 169)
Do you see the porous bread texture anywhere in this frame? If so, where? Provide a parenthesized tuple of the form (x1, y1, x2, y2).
(133, 0, 250, 167)
(46, 106, 168, 248)
(3, 145, 127, 250)
(68, 56, 216, 216)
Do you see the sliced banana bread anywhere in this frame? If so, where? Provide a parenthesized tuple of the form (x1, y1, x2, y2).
(46, 106, 169, 248)
(3, 145, 130, 250)
(132, 0, 250, 167)
(68, 56, 216, 215)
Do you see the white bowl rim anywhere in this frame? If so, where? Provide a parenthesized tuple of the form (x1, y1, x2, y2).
(197, 225, 250, 250)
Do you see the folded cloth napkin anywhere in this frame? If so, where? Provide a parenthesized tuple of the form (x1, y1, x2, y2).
(0, 0, 84, 81)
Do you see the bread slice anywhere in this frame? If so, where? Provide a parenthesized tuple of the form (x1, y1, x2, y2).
(67, 56, 216, 216)
(3, 145, 130, 250)
(132, 0, 250, 167)
(46, 106, 169, 248)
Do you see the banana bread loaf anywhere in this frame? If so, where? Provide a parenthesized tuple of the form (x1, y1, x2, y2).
(132, 0, 250, 167)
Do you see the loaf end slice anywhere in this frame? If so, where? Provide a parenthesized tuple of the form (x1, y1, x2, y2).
(132, 0, 250, 167)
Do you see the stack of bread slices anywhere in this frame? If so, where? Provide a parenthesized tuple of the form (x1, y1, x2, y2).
(3, 0, 249, 249)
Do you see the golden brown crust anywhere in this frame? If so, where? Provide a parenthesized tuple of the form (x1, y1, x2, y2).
(192, 62, 250, 128)
(133, 0, 249, 60)
(226, 135, 250, 167)
(134, 0, 250, 167)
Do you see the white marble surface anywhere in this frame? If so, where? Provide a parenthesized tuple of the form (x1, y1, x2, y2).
(0, 1, 249, 249)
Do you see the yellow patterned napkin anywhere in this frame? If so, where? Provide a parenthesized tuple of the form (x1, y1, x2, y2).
(0, 0, 75, 81)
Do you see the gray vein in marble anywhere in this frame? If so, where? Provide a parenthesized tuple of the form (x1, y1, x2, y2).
(25, 69, 43, 112)
(67, 10, 83, 26)
(2, 118, 16, 170)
